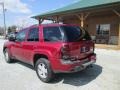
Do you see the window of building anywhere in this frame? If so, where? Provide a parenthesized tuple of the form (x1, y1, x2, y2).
(27, 28, 39, 41)
(96, 24, 110, 35)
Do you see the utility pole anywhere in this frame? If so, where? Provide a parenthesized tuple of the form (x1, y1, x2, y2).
(0, 2, 7, 38)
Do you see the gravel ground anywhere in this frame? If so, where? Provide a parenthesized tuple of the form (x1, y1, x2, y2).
(0, 39, 120, 90)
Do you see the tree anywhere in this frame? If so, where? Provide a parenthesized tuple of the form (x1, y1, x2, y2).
(0, 27, 4, 35)
(7, 25, 17, 34)
(7, 27, 12, 34)
(11, 25, 17, 32)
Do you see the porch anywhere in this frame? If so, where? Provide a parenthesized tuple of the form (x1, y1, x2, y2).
(32, 0, 120, 49)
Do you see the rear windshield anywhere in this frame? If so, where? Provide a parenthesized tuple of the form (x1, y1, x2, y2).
(43, 26, 91, 42)
(61, 26, 91, 42)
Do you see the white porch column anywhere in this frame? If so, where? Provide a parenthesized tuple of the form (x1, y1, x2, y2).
(118, 23, 120, 46)
(76, 13, 90, 28)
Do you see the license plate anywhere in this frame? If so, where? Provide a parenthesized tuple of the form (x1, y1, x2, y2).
(81, 46, 89, 53)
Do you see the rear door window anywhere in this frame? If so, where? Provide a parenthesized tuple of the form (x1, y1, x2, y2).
(43, 27, 62, 42)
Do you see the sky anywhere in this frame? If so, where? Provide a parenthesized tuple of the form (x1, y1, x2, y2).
(0, 0, 80, 28)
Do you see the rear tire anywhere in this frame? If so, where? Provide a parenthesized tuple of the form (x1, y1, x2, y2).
(35, 58, 54, 83)
(4, 48, 13, 63)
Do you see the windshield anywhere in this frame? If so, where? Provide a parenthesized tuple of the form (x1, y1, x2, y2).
(61, 26, 91, 42)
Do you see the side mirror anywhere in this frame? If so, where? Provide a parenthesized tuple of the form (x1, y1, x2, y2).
(8, 35, 16, 41)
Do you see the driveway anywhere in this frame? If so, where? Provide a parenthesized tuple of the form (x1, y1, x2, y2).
(0, 39, 120, 90)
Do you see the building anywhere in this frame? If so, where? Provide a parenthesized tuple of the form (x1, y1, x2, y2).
(32, 0, 120, 49)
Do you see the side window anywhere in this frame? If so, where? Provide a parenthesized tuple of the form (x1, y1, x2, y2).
(27, 28, 39, 41)
(16, 30, 27, 42)
(43, 27, 62, 42)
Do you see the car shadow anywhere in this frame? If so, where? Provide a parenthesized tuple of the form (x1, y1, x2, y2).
(13, 61, 102, 86)
(13, 60, 35, 70)
(52, 64, 102, 86)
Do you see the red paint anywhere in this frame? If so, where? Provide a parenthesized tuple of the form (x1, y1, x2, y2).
(3, 24, 96, 73)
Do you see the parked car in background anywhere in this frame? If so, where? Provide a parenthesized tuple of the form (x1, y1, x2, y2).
(3, 24, 96, 83)
(6, 32, 18, 39)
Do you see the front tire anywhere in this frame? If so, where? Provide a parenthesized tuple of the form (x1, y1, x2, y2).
(4, 48, 13, 63)
(35, 58, 54, 83)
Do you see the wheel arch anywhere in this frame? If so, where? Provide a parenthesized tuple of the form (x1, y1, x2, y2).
(3, 47, 7, 52)
(33, 53, 49, 67)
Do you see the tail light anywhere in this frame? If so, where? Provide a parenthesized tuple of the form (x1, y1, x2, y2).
(61, 44, 70, 60)
(90, 54, 96, 60)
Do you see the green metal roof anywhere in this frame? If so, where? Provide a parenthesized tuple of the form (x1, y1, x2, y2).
(33, 0, 120, 18)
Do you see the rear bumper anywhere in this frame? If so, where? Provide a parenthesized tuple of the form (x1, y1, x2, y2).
(54, 53, 96, 73)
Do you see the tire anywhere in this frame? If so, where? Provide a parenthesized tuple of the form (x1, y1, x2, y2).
(35, 58, 54, 83)
(4, 48, 13, 63)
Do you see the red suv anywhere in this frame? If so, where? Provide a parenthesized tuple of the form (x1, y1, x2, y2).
(3, 24, 96, 82)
